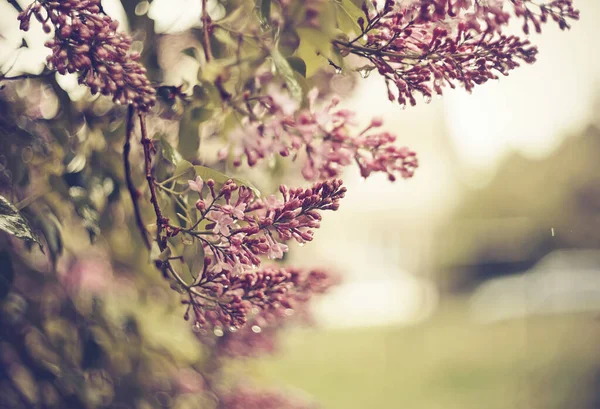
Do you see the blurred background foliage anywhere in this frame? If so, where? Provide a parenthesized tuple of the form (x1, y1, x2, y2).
(435, 121, 600, 292)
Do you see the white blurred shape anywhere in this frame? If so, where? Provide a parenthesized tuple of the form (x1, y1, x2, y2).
(314, 274, 438, 329)
(0, 2, 49, 75)
(469, 249, 600, 323)
(148, 0, 225, 34)
(55, 72, 89, 101)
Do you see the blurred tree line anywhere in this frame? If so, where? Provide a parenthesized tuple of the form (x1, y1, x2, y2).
(434, 121, 600, 292)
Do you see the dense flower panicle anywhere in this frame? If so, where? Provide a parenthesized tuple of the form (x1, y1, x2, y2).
(187, 266, 333, 331)
(18, 0, 156, 111)
(411, 0, 579, 32)
(199, 268, 335, 357)
(221, 87, 418, 181)
(338, 0, 579, 107)
(511, 0, 580, 33)
(177, 178, 344, 329)
(218, 385, 319, 409)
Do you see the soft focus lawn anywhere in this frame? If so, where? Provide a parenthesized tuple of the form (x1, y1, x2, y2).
(255, 301, 600, 409)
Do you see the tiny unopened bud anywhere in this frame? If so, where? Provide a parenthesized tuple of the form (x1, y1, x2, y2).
(370, 117, 384, 127)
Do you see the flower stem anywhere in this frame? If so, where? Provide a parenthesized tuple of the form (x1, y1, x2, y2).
(201, 0, 213, 61)
(124, 105, 151, 249)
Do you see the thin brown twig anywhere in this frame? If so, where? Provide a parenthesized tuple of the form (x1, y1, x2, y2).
(201, 0, 213, 61)
(138, 112, 167, 246)
(6, 0, 23, 12)
(136, 113, 221, 317)
(123, 105, 151, 249)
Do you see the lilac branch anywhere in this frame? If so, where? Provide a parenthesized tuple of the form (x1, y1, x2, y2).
(201, 0, 214, 62)
(123, 105, 151, 249)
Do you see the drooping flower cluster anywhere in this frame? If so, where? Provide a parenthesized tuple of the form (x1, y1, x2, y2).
(171, 177, 345, 329)
(199, 267, 335, 357)
(221, 87, 418, 181)
(18, 0, 156, 110)
(334, 0, 579, 107)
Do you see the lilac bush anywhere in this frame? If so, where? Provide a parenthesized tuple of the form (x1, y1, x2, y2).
(0, 0, 578, 408)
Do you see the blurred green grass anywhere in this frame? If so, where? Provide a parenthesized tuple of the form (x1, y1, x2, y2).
(255, 300, 600, 409)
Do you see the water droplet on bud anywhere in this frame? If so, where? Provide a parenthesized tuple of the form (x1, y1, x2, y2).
(358, 69, 371, 79)
(335, 67, 343, 75)
(298, 242, 305, 247)
(229, 326, 238, 333)
(213, 327, 224, 337)
(193, 322, 202, 332)
(424, 95, 432, 104)
(400, 103, 407, 110)
(251, 325, 262, 333)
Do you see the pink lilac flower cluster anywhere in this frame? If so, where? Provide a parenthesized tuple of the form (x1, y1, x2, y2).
(411, 0, 578, 33)
(511, 0, 579, 33)
(177, 178, 345, 329)
(220, 87, 418, 181)
(218, 385, 318, 409)
(337, 0, 579, 107)
(199, 268, 335, 357)
(18, 0, 156, 111)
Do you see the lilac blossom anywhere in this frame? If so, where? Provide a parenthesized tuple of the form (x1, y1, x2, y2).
(220, 87, 418, 182)
(333, 0, 579, 107)
(18, 0, 156, 111)
(167, 178, 345, 329)
(204, 268, 335, 358)
(188, 176, 204, 193)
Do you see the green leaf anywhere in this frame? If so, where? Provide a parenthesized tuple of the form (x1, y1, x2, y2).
(182, 239, 205, 280)
(197, 60, 231, 83)
(178, 107, 203, 161)
(0, 195, 39, 244)
(213, 28, 239, 48)
(192, 106, 214, 122)
(160, 137, 183, 165)
(255, 0, 271, 26)
(194, 166, 261, 197)
(280, 30, 301, 56)
(287, 56, 307, 77)
(293, 72, 310, 107)
(181, 47, 199, 60)
(38, 211, 63, 267)
(69, 187, 100, 243)
(150, 242, 162, 264)
(334, 0, 364, 36)
(173, 160, 195, 185)
(296, 28, 341, 77)
(271, 47, 303, 102)
(158, 246, 172, 262)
